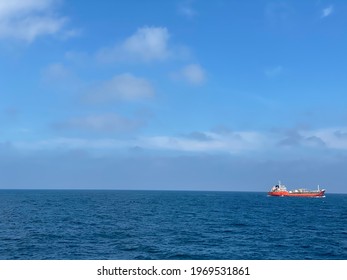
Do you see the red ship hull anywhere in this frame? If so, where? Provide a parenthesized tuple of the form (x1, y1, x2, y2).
(268, 190, 325, 197)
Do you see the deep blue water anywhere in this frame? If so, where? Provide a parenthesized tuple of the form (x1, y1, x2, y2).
(0, 190, 346, 260)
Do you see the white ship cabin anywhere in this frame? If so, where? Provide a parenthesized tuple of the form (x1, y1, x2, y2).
(271, 181, 287, 192)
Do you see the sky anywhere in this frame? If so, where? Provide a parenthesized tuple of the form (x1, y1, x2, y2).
(0, 0, 346, 193)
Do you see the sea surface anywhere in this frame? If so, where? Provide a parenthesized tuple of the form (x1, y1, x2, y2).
(0, 190, 346, 260)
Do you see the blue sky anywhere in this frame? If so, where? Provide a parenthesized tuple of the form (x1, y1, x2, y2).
(0, 0, 346, 192)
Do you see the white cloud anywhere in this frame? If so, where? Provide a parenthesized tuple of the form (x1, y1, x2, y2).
(172, 63, 206, 85)
(43, 63, 71, 82)
(178, 1, 197, 19)
(182, 64, 206, 85)
(140, 131, 264, 153)
(0, 0, 52, 17)
(139, 127, 347, 153)
(86, 73, 155, 103)
(54, 113, 143, 133)
(179, 6, 196, 19)
(13, 127, 347, 154)
(321, 5, 334, 18)
(15, 137, 126, 151)
(41, 62, 82, 92)
(14, 130, 265, 154)
(304, 128, 347, 149)
(97, 26, 171, 63)
(0, 0, 70, 42)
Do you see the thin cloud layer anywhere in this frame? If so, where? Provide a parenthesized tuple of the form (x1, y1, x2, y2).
(53, 113, 143, 133)
(181, 64, 206, 85)
(178, 0, 197, 19)
(172, 63, 206, 85)
(0, 0, 69, 41)
(86, 73, 155, 103)
(12, 127, 347, 154)
(265, 2, 294, 27)
(43, 63, 71, 82)
(321, 5, 334, 18)
(97, 26, 172, 63)
(265, 65, 283, 78)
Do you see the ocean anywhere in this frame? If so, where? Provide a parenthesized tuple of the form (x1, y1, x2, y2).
(0, 190, 346, 260)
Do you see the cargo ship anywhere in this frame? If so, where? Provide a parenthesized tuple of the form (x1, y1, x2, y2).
(268, 181, 325, 197)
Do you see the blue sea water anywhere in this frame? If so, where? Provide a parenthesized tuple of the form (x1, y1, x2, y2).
(0, 190, 346, 260)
